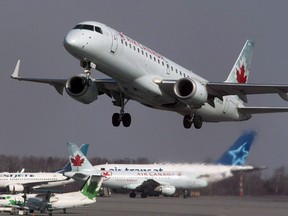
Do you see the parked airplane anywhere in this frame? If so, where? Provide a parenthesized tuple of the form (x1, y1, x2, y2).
(0, 174, 103, 216)
(0, 144, 88, 193)
(11, 21, 288, 129)
(65, 131, 264, 198)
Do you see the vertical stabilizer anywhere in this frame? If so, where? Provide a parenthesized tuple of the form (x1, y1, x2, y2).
(67, 143, 94, 172)
(225, 40, 254, 84)
(215, 130, 256, 165)
(54, 144, 89, 173)
(80, 175, 103, 200)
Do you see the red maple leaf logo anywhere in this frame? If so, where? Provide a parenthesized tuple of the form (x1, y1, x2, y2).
(71, 154, 84, 167)
(236, 65, 247, 83)
(102, 171, 112, 181)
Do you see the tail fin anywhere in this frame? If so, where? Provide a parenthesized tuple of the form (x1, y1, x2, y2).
(215, 130, 256, 165)
(68, 142, 94, 172)
(225, 40, 255, 84)
(54, 144, 89, 173)
(80, 175, 103, 200)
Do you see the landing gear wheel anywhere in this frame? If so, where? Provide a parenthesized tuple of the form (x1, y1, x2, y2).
(193, 116, 203, 129)
(141, 193, 148, 198)
(129, 191, 136, 198)
(112, 113, 121, 127)
(122, 113, 131, 127)
(183, 190, 189, 198)
(183, 115, 192, 129)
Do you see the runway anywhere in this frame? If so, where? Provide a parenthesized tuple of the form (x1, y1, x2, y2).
(7, 194, 287, 216)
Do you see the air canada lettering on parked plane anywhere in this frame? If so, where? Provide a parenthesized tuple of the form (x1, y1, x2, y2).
(11, 21, 288, 129)
(136, 172, 178, 177)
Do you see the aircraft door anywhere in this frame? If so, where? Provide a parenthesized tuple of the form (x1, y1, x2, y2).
(165, 60, 170, 75)
(109, 28, 118, 53)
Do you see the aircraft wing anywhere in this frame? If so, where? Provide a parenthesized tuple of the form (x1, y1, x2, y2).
(11, 60, 120, 97)
(135, 179, 161, 191)
(158, 80, 288, 102)
(206, 82, 288, 102)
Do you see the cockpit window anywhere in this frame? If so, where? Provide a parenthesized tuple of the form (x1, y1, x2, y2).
(74, 24, 94, 31)
(95, 26, 103, 34)
(73, 24, 103, 34)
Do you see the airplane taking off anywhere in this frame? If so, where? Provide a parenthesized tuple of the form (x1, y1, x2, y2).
(0, 174, 103, 216)
(11, 21, 288, 129)
(0, 144, 89, 193)
(65, 131, 265, 198)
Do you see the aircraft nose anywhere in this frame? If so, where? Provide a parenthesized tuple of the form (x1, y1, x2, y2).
(63, 32, 83, 51)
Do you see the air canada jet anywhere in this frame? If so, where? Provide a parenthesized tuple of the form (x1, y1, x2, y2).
(65, 131, 265, 198)
(11, 21, 288, 129)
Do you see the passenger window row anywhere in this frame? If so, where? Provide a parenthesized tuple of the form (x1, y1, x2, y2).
(121, 39, 188, 78)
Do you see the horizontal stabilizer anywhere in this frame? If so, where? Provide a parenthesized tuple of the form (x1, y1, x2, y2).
(238, 107, 288, 114)
(231, 166, 267, 174)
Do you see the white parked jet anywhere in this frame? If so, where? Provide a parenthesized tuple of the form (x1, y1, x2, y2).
(65, 131, 264, 198)
(0, 174, 103, 216)
(11, 21, 288, 128)
(0, 172, 69, 193)
(0, 144, 89, 193)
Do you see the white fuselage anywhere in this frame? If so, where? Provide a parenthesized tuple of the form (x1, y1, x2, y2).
(64, 21, 249, 122)
(48, 191, 95, 210)
(94, 163, 252, 190)
(0, 172, 72, 191)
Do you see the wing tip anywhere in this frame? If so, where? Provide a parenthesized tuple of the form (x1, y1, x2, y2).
(11, 60, 21, 79)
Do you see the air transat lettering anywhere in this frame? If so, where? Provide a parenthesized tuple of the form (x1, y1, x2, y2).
(108, 167, 164, 172)
(119, 32, 164, 59)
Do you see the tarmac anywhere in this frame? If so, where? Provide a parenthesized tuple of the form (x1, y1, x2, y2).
(2, 194, 288, 216)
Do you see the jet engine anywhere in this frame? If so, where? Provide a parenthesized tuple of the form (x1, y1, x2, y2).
(65, 75, 98, 104)
(174, 78, 208, 107)
(154, 185, 176, 196)
(8, 184, 24, 192)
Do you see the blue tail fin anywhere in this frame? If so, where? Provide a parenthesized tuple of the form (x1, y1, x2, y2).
(54, 144, 89, 173)
(215, 131, 256, 165)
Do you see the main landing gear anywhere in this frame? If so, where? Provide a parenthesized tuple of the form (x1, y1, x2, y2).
(129, 191, 136, 198)
(112, 94, 131, 127)
(183, 114, 203, 129)
(129, 191, 148, 198)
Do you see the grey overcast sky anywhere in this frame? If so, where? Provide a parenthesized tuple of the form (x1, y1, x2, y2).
(1, 0, 288, 176)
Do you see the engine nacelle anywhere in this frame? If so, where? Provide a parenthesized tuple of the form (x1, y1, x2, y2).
(65, 75, 98, 104)
(8, 184, 24, 192)
(154, 185, 176, 196)
(174, 78, 208, 107)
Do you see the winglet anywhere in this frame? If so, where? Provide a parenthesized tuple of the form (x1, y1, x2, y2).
(11, 60, 21, 79)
